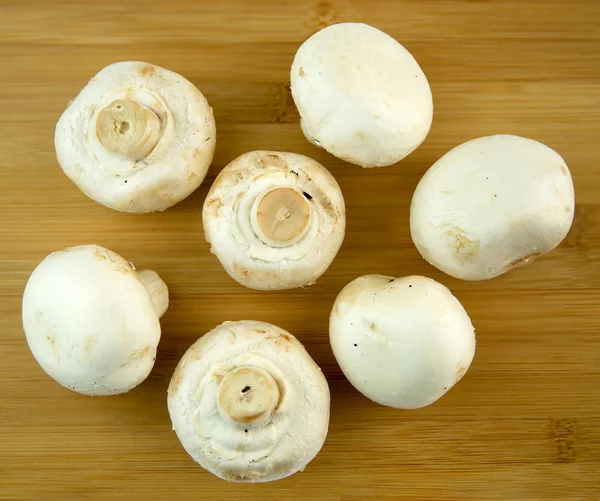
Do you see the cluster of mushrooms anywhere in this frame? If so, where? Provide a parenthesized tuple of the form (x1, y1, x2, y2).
(22, 23, 575, 483)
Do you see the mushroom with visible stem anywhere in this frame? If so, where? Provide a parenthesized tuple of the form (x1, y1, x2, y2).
(167, 320, 330, 483)
(55, 61, 216, 213)
(203, 150, 345, 290)
(410, 135, 575, 280)
(329, 275, 475, 409)
(290, 22, 433, 168)
(22, 245, 168, 396)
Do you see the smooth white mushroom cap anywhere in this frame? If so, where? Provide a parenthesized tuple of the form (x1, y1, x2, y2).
(22, 245, 168, 396)
(330, 275, 475, 409)
(291, 22, 433, 168)
(410, 135, 575, 280)
(55, 61, 216, 213)
(203, 151, 345, 290)
(167, 320, 330, 483)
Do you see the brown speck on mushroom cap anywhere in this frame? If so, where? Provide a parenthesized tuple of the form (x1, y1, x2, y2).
(140, 64, 155, 77)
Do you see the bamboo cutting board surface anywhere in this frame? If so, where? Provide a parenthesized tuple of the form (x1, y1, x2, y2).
(1, 1, 599, 500)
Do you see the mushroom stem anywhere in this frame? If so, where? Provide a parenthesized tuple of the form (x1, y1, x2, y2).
(217, 366, 280, 428)
(95, 99, 161, 160)
(253, 188, 311, 246)
(138, 269, 169, 318)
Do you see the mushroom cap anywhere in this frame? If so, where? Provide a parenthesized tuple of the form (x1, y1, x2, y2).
(290, 22, 433, 168)
(410, 135, 575, 280)
(167, 320, 330, 483)
(330, 275, 475, 409)
(203, 151, 345, 290)
(55, 61, 216, 213)
(22, 245, 162, 395)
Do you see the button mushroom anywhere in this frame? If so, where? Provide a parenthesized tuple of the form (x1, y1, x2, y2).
(290, 22, 433, 168)
(55, 61, 216, 213)
(203, 150, 345, 289)
(329, 275, 475, 409)
(22, 245, 168, 395)
(167, 320, 330, 483)
(410, 134, 576, 280)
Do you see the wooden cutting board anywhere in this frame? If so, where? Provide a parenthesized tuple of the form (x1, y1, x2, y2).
(1, 1, 598, 499)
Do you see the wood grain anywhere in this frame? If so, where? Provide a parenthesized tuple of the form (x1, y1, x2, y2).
(1, 1, 599, 499)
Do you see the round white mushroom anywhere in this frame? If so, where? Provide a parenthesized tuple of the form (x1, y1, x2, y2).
(55, 61, 216, 213)
(410, 134, 576, 280)
(22, 244, 168, 396)
(290, 22, 433, 168)
(167, 320, 329, 483)
(203, 150, 345, 290)
(330, 275, 475, 409)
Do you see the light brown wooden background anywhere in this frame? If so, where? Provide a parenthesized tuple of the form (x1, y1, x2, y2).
(1, 1, 599, 500)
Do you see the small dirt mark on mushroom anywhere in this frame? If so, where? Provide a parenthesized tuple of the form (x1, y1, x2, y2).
(444, 228, 480, 264)
(140, 64, 155, 77)
(506, 252, 540, 270)
(241, 386, 251, 393)
(303, 191, 313, 200)
(455, 363, 468, 383)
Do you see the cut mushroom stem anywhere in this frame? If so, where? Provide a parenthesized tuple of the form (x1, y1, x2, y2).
(217, 365, 280, 429)
(95, 99, 161, 160)
(252, 188, 312, 246)
(138, 269, 169, 318)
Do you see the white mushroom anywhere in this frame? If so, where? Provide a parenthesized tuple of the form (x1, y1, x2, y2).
(167, 320, 329, 483)
(203, 150, 345, 290)
(330, 275, 475, 409)
(290, 22, 433, 168)
(55, 61, 216, 213)
(410, 135, 576, 280)
(22, 244, 168, 395)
